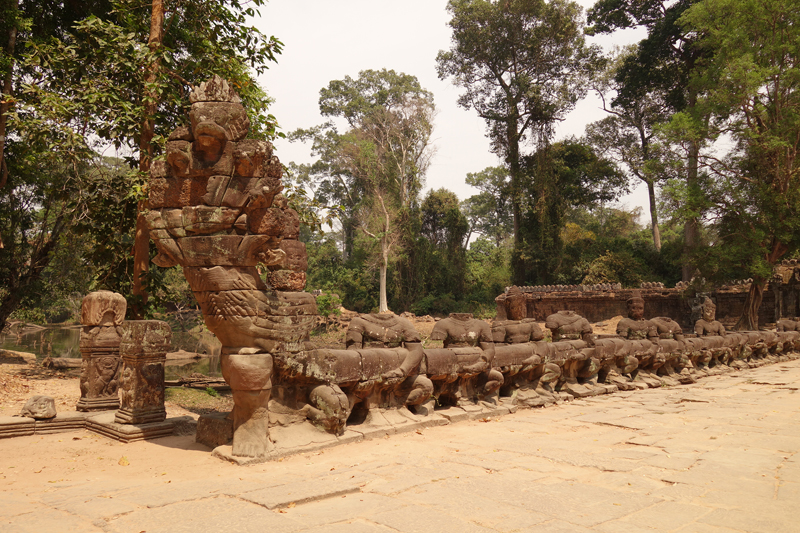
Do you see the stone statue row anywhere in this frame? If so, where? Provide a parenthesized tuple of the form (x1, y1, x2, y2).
(141, 77, 800, 460)
(274, 288, 800, 440)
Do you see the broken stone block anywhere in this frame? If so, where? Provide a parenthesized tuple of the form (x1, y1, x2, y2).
(196, 411, 233, 448)
(20, 396, 56, 419)
(267, 270, 307, 292)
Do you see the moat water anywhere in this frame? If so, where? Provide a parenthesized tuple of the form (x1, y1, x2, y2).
(0, 325, 222, 379)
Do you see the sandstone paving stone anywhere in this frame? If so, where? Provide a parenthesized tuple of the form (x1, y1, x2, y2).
(0, 493, 44, 519)
(592, 519, 678, 533)
(392, 477, 550, 531)
(441, 449, 545, 473)
(640, 451, 700, 471)
(363, 466, 473, 496)
(113, 478, 265, 508)
(674, 523, 745, 532)
(37, 479, 150, 507)
(514, 518, 596, 533)
(491, 480, 663, 528)
(291, 519, 401, 533)
(775, 479, 800, 502)
(369, 504, 499, 533)
(699, 506, 798, 533)
(51, 495, 138, 520)
(620, 500, 713, 530)
(648, 479, 710, 502)
(581, 469, 675, 494)
(694, 483, 786, 509)
(278, 492, 401, 528)
(105, 496, 304, 533)
(0, 508, 105, 533)
(240, 475, 368, 509)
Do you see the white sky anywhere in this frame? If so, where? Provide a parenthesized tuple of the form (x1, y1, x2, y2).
(254, 0, 648, 212)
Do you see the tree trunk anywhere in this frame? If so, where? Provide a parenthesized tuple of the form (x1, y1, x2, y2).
(682, 139, 700, 282)
(0, 0, 19, 194)
(379, 241, 389, 313)
(131, 0, 164, 318)
(682, 88, 701, 281)
(646, 179, 661, 252)
(735, 278, 766, 331)
(507, 122, 524, 285)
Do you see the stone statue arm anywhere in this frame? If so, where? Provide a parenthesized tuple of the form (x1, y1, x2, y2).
(694, 320, 706, 336)
(529, 322, 545, 342)
(491, 324, 506, 343)
(345, 327, 364, 349)
(429, 322, 448, 342)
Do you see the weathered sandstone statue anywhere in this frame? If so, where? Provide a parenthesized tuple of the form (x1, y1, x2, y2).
(616, 294, 657, 341)
(492, 287, 559, 405)
(431, 313, 503, 396)
(545, 310, 599, 397)
(692, 297, 729, 372)
(77, 291, 127, 412)
(145, 76, 316, 458)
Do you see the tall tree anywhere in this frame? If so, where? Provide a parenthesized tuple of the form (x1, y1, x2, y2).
(461, 166, 513, 247)
(437, 0, 603, 285)
(671, 0, 800, 329)
(520, 137, 628, 283)
(585, 46, 676, 251)
(587, 0, 705, 280)
(295, 69, 435, 312)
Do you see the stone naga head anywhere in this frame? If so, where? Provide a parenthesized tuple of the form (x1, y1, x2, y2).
(81, 291, 127, 327)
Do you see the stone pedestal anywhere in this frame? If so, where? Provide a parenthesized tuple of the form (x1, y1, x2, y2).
(115, 320, 171, 425)
(76, 291, 127, 412)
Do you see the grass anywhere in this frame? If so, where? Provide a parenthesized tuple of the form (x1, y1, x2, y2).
(165, 387, 233, 415)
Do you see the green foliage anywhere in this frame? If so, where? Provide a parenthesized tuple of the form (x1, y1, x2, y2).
(205, 387, 220, 398)
(293, 69, 436, 312)
(0, 0, 282, 328)
(315, 293, 342, 319)
(437, 0, 604, 284)
(462, 167, 513, 247)
(661, 0, 800, 327)
(519, 138, 629, 284)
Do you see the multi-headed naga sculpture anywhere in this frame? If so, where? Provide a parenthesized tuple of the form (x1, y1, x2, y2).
(146, 78, 800, 460)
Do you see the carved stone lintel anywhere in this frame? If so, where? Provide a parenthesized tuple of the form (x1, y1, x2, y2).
(115, 320, 172, 425)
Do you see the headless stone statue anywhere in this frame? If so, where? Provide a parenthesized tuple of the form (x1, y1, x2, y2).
(346, 312, 424, 378)
(431, 313, 503, 395)
(546, 310, 595, 346)
(777, 317, 800, 332)
(345, 312, 432, 410)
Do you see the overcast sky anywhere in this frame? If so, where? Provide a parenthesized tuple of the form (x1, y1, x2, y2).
(254, 0, 647, 212)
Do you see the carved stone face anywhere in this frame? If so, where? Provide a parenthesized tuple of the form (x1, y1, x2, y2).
(703, 301, 716, 322)
(627, 299, 644, 320)
(192, 122, 227, 164)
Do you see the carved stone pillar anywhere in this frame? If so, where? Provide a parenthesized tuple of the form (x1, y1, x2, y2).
(115, 320, 172, 425)
(76, 291, 127, 412)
